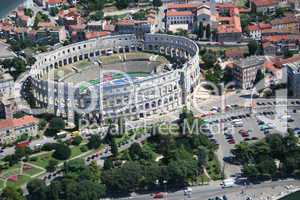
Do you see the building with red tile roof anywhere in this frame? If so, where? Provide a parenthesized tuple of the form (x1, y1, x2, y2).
(216, 3, 242, 42)
(165, 1, 217, 32)
(271, 15, 300, 34)
(15, 7, 34, 27)
(225, 48, 247, 59)
(0, 115, 38, 144)
(115, 19, 153, 36)
(84, 31, 111, 40)
(251, 0, 279, 15)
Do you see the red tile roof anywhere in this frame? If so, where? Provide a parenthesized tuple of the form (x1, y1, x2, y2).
(167, 3, 197, 10)
(248, 23, 272, 31)
(116, 19, 148, 26)
(0, 116, 38, 130)
(85, 31, 111, 40)
(264, 34, 289, 42)
(47, 0, 66, 5)
(225, 49, 246, 58)
(217, 6, 242, 33)
(166, 10, 193, 17)
(252, 0, 279, 7)
(271, 16, 299, 25)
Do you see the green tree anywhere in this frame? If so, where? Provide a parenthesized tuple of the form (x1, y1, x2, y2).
(76, 180, 106, 199)
(275, 7, 284, 17)
(87, 135, 102, 149)
(231, 142, 254, 163)
(82, 0, 105, 11)
(197, 22, 204, 39)
(15, 146, 31, 160)
(284, 132, 299, 152)
(202, 50, 217, 69)
(90, 10, 104, 21)
(242, 164, 259, 180)
(103, 158, 114, 170)
(256, 158, 277, 178)
(24, 8, 33, 17)
(72, 136, 82, 146)
(38, 119, 47, 130)
(49, 7, 59, 17)
(206, 24, 211, 39)
(102, 161, 142, 193)
(111, 138, 118, 157)
(49, 117, 65, 131)
(46, 159, 59, 172)
(1, 186, 25, 200)
(153, 0, 162, 7)
(33, 11, 50, 28)
(265, 134, 286, 160)
(0, 58, 27, 79)
(27, 179, 47, 200)
(89, 161, 101, 183)
(47, 181, 62, 200)
(129, 142, 143, 160)
(248, 40, 258, 55)
(142, 162, 165, 189)
(197, 146, 208, 168)
(52, 144, 71, 160)
(116, 0, 129, 9)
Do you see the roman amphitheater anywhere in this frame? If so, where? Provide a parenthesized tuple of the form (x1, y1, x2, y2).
(26, 34, 200, 124)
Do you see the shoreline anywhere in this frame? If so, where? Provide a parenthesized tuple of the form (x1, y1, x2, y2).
(0, 0, 28, 20)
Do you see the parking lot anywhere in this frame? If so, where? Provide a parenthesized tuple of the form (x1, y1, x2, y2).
(202, 106, 300, 178)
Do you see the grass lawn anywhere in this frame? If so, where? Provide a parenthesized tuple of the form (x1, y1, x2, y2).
(0, 164, 21, 179)
(29, 152, 53, 169)
(70, 145, 84, 158)
(0, 179, 5, 189)
(23, 166, 44, 176)
(74, 60, 91, 70)
(142, 142, 159, 160)
(29, 145, 87, 168)
(115, 133, 132, 146)
(6, 175, 31, 189)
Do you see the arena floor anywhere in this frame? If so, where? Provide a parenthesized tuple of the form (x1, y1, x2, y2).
(42, 52, 170, 83)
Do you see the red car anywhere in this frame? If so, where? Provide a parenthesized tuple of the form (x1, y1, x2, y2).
(153, 192, 166, 199)
(239, 129, 248, 134)
(241, 133, 249, 137)
(228, 139, 236, 144)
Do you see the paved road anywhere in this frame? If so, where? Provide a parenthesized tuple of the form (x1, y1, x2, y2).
(118, 179, 300, 200)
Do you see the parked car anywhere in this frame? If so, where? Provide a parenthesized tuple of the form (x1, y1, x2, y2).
(153, 192, 166, 199)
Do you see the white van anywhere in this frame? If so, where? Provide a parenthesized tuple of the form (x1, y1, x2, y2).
(221, 178, 235, 188)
